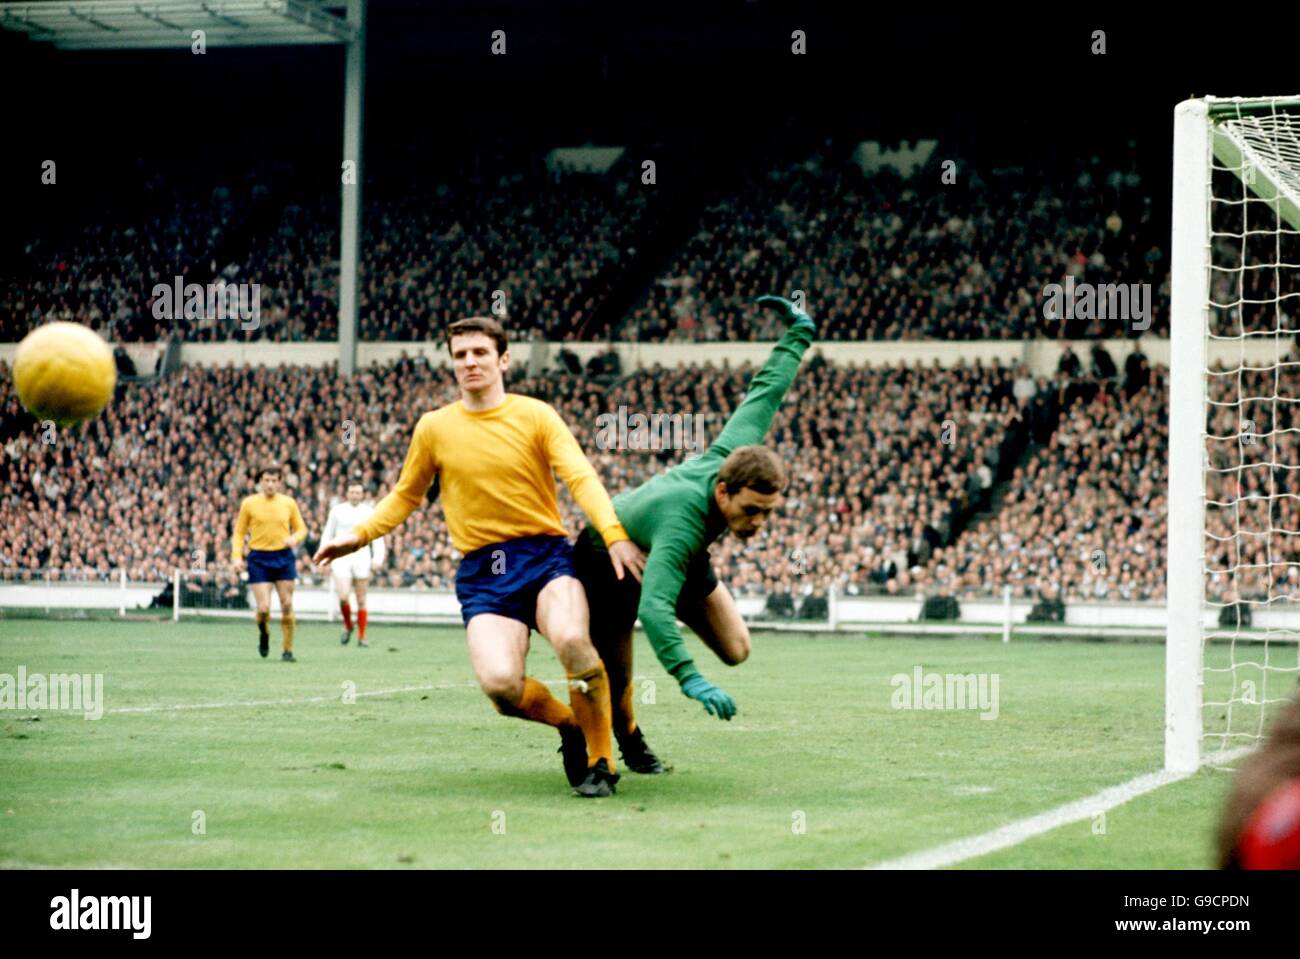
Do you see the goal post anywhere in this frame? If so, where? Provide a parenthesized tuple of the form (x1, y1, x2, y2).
(1167, 99, 1211, 773)
(1167, 95, 1300, 772)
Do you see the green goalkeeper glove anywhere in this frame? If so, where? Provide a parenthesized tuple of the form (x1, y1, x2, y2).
(756, 294, 816, 333)
(681, 674, 737, 721)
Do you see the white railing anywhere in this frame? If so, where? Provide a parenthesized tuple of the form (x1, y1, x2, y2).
(0, 569, 163, 617)
(2, 573, 1296, 642)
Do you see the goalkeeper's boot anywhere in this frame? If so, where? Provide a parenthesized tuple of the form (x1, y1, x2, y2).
(281, 650, 297, 663)
(616, 725, 668, 774)
(340, 627, 352, 645)
(258, 631, 269, 659)
(573, 758, 619, 798)
(356, 639, 369, 649)
(558, 725, 589, 787)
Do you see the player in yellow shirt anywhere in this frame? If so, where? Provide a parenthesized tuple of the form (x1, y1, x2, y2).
(314, 316, 645, 797)
(232, 464, 308, 662)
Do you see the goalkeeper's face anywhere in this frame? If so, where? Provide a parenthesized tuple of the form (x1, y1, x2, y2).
(716, 483, 783, 540)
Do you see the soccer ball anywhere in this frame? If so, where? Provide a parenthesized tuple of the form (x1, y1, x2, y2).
(13, 322, 117, 427)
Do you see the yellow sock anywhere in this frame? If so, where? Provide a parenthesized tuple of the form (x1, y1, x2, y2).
(281, 614, 295, 652)
(568, 666, 614, 772)
(500, 677, 576, 728)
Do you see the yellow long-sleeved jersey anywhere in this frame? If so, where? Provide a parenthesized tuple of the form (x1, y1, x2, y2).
(352, 394, 628, 554)
(231, 493, 307, 561)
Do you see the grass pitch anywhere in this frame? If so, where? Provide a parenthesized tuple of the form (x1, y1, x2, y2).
(0, 619, 1256, 868)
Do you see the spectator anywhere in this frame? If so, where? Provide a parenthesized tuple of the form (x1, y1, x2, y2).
(1091, 341, 1117, 380)
(1058, 345, 1082, 378)
(1124, 343, 1150, 398)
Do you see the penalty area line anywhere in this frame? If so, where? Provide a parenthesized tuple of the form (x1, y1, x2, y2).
(866, 746, 1254, 870)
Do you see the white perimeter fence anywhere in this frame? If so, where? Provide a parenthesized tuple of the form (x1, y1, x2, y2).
(2, 571, 1297, 643)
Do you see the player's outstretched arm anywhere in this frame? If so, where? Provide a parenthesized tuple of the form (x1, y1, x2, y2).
(607, 539, 647, 583)
(317, 414, 438, 565)
(755, 293, 816, 332)
(708, 295, 816, 459)
(638, 533, 737, 721)
(680, 675, 737, 721)
(539, 402, 645, 581)
(313, 529, 362, 565)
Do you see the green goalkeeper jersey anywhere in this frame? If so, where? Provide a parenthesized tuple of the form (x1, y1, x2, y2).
(584, 323, 814, 683)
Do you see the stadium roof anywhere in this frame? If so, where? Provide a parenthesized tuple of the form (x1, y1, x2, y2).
(0, 0, 352, 49)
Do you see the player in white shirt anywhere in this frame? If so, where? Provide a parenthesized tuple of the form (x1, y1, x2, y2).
(322, 482, 386, 647)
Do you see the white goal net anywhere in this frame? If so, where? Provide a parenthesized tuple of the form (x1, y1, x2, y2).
(1168, 96, 1300, 771)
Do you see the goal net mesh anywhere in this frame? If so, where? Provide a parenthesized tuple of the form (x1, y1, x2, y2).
(1203, 100, 1300, 757)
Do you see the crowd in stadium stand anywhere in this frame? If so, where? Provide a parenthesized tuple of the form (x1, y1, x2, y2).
(625, 146, 1165, 342)
(11, 140, 1286, 613)
(3, 144, 1167, 344)
(921, 359, 1169, 604)
(1, 338, 1195, 608)
(353, 174, 650, 342)
(2, 165, 649, 344)
(0, 166, 275, 343)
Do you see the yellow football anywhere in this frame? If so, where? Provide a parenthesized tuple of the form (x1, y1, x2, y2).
(13, 322, 118, 427)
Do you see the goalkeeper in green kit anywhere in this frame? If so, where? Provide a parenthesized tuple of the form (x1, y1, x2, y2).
(571, 295, 815, 773)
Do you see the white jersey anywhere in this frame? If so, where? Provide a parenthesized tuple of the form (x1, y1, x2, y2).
(324, 500, 385, 576)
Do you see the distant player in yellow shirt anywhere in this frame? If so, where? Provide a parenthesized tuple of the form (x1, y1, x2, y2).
(314, 317, 645, 797)
(232, 464, 308, 662)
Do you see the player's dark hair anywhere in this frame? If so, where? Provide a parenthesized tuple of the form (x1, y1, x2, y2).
(718, 446, 785, 495)
(446, 316, 508, 358)
(258, 463, 282, 480)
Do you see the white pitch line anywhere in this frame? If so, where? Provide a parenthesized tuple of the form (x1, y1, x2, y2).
(867, 746, 1255, 870)
(106, 676, 643, 715)
(109, 683, 456, 714)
